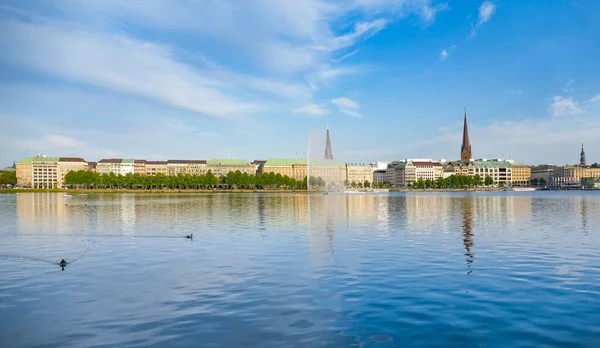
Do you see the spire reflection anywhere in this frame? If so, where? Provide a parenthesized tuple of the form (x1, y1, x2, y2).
(461, 198, 474, 274)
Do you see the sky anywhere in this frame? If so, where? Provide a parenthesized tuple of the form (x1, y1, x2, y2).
(1, 0, 599, 166)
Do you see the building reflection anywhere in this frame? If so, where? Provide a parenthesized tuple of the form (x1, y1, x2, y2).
(461, 198, 475, 273)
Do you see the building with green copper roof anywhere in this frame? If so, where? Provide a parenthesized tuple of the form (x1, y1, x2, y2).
(207, 159, 255, 176)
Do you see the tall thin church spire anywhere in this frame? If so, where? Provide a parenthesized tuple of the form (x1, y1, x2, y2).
(460, 108, 472, 161)
(324, 126, 333, 160)
(580, 142, 586, 166)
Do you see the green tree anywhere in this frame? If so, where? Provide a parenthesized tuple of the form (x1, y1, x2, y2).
(0, 170, 17, 186)
(538, 178, 547, 187)
(343, 180, 349, 187)
(484, 175, 494, 186)
(363, 180, 370, 188)
(530, 178, 539, 186)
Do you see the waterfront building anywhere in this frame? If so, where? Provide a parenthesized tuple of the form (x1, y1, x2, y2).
(262, 158, 307, 180)
(394, 159, 443, 187)
(345, 163, 373, 185)
(167, 160, 190, 176)
(57, 157, 88, 188)
(186, 160, 207, 176)
(16, 155, 60, 188)
(446, 159, 513, 185)
(531, 165, 556, 184)
(460, 109, 473, 161)
(207, 159, 255, 177)
(370, 161, 389, 171)
(373, 169, 387, 184)
(551, 165, 600, 186)
(261, 158, 346, 184)
(88, 161, 97, 172)
(252, 160, 267, 175)
(134, 160, 146, 175)
(97, 159, 122, 175)
(510, 163, 531, 187)
(120, 159, 135, 175)
(145, 161, 168, 176)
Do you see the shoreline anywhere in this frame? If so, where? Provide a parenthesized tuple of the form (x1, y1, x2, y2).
(0, 187, 531, 194)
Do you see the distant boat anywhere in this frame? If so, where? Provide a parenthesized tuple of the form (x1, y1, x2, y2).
(78, 193, 88, 197)
(504, 187, 536, 192)
(62, 194, 73, 198)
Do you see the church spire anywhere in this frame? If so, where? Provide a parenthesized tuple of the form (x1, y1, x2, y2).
(581, 142, 586, 166)
(324, 126, 333, 160)
(460, 108, 472, 161)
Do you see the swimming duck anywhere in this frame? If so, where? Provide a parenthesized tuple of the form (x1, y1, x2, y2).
(186, 234, 193, 239)
(59, 259, 67, 271)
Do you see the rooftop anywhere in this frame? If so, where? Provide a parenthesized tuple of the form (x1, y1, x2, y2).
(208, 159, 250, 165)
(59, 157, 87, 163)
(98, 158, 122, 164)
(146, 161, 168, 165)
(18, 156, 61, 163)
(263, 158, 346, 167)
(122, 159, 135, 164)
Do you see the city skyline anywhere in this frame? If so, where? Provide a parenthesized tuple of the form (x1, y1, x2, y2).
(1, 1, 599, 165)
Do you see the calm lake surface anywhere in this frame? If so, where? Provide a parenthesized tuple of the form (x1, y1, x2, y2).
(1, 192, 600, 347)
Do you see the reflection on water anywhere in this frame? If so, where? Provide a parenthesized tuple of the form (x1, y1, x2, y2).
(2, 192, 600, 347)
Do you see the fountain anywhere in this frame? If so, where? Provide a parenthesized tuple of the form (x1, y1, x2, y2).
(306, 127, 342, 192)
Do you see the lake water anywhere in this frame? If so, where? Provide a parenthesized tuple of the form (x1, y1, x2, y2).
(1, 192, 600, 347)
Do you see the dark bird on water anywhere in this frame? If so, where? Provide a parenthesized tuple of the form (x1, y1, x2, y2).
(59, 259, 67, 271)
(186, 234, 193, 239)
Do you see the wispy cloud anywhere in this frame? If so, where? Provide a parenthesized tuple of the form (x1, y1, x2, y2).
(421, 3, 450, 24)
(471, 1, 496, 37)
(293, 104, 329, 117)
(438, 44, 457, 62)
(562, 79, 574, 93)
(549, 96, 583, 117)
(331, 97, 363, 118)
(591, 94, 600, 103)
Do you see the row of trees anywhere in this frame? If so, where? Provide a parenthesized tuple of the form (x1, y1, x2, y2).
(530, 178, 547, 186)
(63, 170, 330, 190)
(409, 174, 495, 189)
(0, 171, 17, 187)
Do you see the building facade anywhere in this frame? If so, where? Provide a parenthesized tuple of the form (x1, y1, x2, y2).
(345, 163, 373, 185)
(57, 157, 88, 188)
(446, 159, 513, 185)
(145, 161, 168, 176)
(134, 160, 146, 175)
(551, 166, 600, 186)
(511, 163, 531, 186)
(373, 169, 387, 184)
(97, 159, 122, 175)
(207, 159, 256, 177)
(394, 159, 443, 187)
(16, 156, 60, 188)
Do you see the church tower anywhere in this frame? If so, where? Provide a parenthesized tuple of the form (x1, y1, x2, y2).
(460, 108, 472, 161)
(580, 142, 586, 166)
(324, 126, 333, 160)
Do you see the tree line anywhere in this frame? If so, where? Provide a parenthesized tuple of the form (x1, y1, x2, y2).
(63, 170, 330, 190)
(0, 170, 17, 187)
(409, 174, 495, 189)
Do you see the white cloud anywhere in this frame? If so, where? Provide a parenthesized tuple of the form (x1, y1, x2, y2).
(0, 21, 267, 119)
(293, 104, 329, 117)
(332, 97, 360, 109)
(477, 1, 496, 25)
(339, 109, 364, 118)
(562, 79, 574, 93)
(438, 44, 457, 62)
(591, 94, 600, 103)
(331, 97, 363, 118)
(549, 96, 583, 117)
(471, 1, 496, 37)
(421, 3, 450, 24)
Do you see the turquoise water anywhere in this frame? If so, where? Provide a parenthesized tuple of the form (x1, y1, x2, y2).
(1, 192, 599, 347)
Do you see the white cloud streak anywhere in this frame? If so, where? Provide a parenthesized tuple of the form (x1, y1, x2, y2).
(438, 44, 457, 62)
(293, 104, 329, 117)
(471, 1, 496, 37)
(549, 96, 583, 117)
(332, 97, 363, 118)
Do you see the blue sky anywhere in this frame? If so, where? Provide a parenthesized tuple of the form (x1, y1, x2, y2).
(1, 0, 599, 166)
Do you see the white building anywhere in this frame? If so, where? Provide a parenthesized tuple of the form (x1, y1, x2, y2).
(370, 161, 389, 171)
(394, 159, 443, 187)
